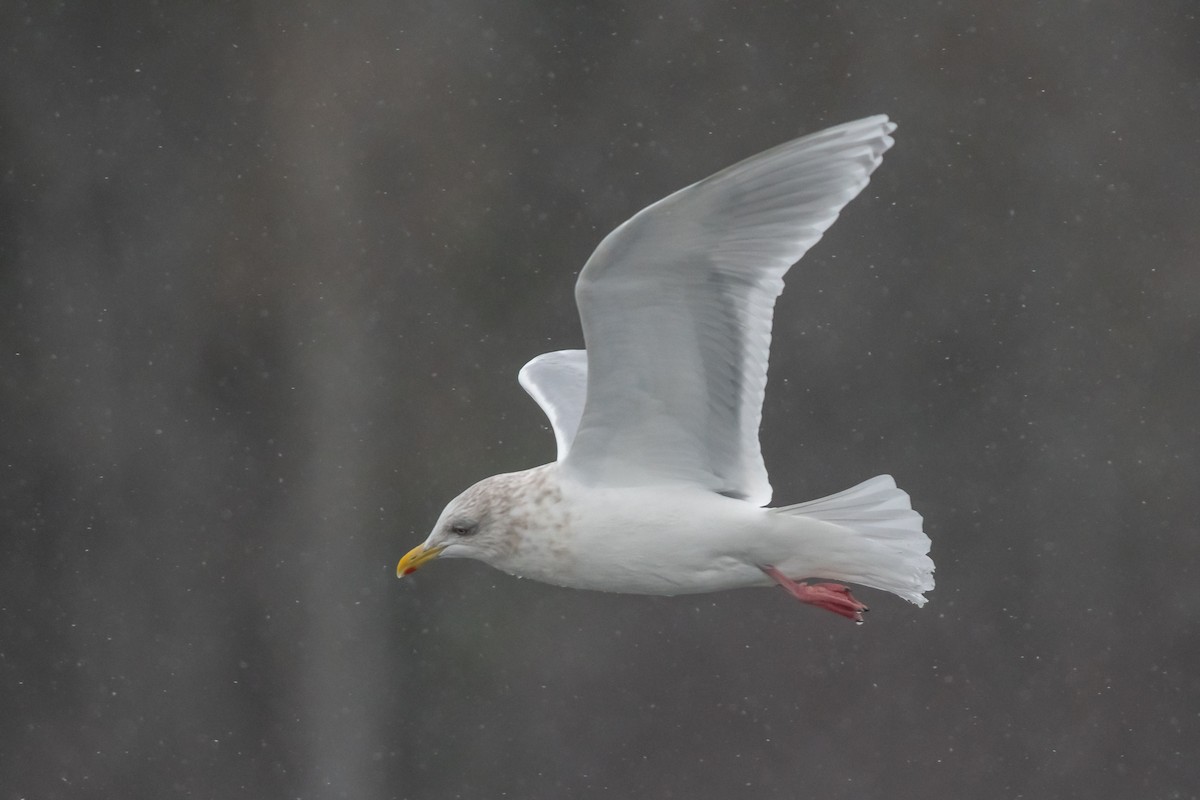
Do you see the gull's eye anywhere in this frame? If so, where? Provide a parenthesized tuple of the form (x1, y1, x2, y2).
(449, 520, 477, 536)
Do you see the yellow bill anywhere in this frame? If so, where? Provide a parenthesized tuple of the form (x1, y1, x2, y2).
(396, 543, 445, 577)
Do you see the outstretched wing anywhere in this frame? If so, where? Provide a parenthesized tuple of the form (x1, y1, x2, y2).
(563, 116, 897, 505)
(518, 349, 588, 462)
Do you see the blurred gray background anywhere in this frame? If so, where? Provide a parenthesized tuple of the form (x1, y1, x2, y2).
(3, 1, 1198, 798)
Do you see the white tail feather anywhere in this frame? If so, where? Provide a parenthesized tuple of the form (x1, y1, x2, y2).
(771, 475, 934, 606)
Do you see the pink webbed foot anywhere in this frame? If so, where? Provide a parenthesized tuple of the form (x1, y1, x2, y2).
(760, 565, 869, 624)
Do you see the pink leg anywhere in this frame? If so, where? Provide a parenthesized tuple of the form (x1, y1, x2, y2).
(760, 565, 869, 624)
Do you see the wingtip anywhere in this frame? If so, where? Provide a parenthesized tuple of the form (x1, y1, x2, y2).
(843, 113, 895, 132)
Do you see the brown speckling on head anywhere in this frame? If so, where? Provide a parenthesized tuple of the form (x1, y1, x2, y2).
(455, 464, 572, 568)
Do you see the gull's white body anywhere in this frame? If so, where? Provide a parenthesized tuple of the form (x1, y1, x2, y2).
(400, 116, 935, 613)
(448, 465, 930, 605)
(479, 466, 783, 595)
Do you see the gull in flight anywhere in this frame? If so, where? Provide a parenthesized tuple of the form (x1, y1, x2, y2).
(397, 116, 933, 622)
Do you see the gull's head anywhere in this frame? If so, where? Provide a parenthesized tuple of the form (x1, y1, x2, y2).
(396, 473, 525, 578)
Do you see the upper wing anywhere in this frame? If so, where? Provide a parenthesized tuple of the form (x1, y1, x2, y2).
(518, 349, 588, 462)
(562, 116, 897, 505)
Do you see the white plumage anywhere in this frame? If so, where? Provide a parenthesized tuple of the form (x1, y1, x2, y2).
(399, 116, 934, 622)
